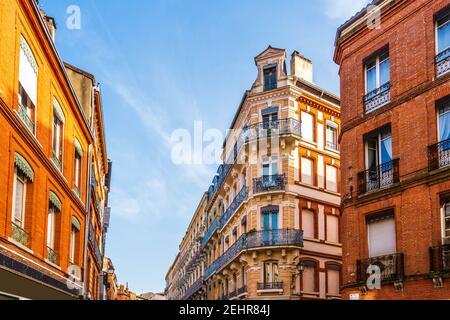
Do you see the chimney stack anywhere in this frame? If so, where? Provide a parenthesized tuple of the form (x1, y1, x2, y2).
(39, 9, 57, 43)
(291, 51, 313, 83)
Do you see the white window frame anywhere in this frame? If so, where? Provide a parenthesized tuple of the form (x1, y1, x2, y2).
(262, 261, 279, 284)
(261, 154, 279, 177)
(47, 207, 56, 250)
(365, 52, 390, 94)
(301, 111, 315, 142)
(12, 169, 27, 228)
(70, 225, 77, 264)
(436, 14, 450, 56)
(74, 152, 82, 189)
(326, 121, 339, 150)
(442, 201, 450, 242)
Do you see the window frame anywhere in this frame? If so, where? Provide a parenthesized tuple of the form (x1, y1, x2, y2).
(436, 12, 450, 56)
(263, 64, 277, 91)
(325, 121, 339, 150)
(364, 51, 390, 95)
(12, 168, 27, 228)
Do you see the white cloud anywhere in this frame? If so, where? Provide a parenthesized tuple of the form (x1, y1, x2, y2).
(324, 0, 370, 20)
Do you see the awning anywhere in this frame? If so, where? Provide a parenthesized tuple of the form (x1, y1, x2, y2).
(14, 153, 34, 182)
(74, 138, 83, 157)
(71, 216, 81, 231)
(53, 99, 65, 122)
(49, 191, 62, 211)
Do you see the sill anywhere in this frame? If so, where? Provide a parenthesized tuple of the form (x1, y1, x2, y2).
(300, 139, 318, 148)
(324, 146, 340, 154)
(300, 291, 320, 297)
(257, 289, 283, 294)
(13, 110, 43, 149)
(44, 259, 62, 271)
(324, 241, 342, 247)
(8, 237, 34, 255)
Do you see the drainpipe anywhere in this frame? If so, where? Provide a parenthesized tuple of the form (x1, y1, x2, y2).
(82, 144, 93, 299)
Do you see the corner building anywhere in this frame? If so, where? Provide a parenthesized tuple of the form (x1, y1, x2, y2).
(334, 0, 450, 299)
(166, 47, 342, 300)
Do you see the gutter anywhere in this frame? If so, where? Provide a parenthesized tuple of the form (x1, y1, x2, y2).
(82, 144, 93, 299)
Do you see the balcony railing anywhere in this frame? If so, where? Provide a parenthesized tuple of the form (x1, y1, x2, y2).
(219, 187, 248, 230)
(356, 253, 404, 283)
(364, 82, 391, 114)
(253, 174, 286, 194)
(18, 104, 35, 133)
(237, 285, 247, 296)
(202, 216, 218, 247)
(221, 293, 229, 301)
(436, 47, 450, 77)
(229, 290, 238, 299)
(47, 246, 58, 264)
(257, 282, 283, 291)
(11, 223, 29, 247)
(430, 244, 450, 273)
(52, 152, 62, 171)
(428, 139, 450, 171)
(357, 159, 399, 195)
(182, 277, 204, 300)
(204, 229, 303, 280)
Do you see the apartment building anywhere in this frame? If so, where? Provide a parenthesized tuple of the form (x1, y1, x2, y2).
(166, 46, 342, 300)
(334, 0, 450, 299)
(0, 0, 111, 299)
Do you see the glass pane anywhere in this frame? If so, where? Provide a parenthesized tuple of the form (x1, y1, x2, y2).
(271, 161, 278, 176)
(366, 65, 377, 92)
(264, 263, 270, 283)
(273, 263, 279, 282)
(381, 135, 393, 164)
(14, 179, 25, 224)
(367, 139, 378, 169)
(271, 212, 278, 230)
(439, 108, 450, 141)
(438, 20, 450, 53)
(380, 57, 390, 85)
(262, 213, 270, 230)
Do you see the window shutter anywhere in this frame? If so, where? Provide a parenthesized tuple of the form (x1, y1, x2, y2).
(302, 210, 315, 239)
(326, 165, 338, 192)
(301, 111, 314, 141)
(368, 217, 396, 257)
(301, 157, 313, 185)
(327, 269, 340, 296)
(326, 215, 339, 243)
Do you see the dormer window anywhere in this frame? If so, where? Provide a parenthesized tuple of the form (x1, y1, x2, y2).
(263, 65, 277, 91)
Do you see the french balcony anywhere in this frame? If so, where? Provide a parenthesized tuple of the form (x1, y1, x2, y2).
(11, 222, 29, 247)
(428, 139, 450, 171)
(18, 104, 35, 133)
(253, 174, 286, 194)
(430, 244, 450, 274)
(364, 82, 391, 114)
(204, 229, 303, 280)
(219, 186, 248, 230)
(436, 47, 450, 78)
(202, 216, 218, 247)
(257, 282, 283, 291)
(356, 253, 404, 283)
(357, 159, 400, 195)
(47, 246, 58, 264)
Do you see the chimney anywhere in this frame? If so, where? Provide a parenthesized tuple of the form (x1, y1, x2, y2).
(39, 9, 57, 43)
(291, 51, 313, 83)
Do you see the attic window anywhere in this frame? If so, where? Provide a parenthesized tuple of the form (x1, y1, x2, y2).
(263, 65, 277, 91)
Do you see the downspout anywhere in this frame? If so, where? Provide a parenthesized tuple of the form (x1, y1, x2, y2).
(82, 144, 93, 299)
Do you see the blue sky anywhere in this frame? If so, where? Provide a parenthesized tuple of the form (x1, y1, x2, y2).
(41, 0, 369, 293)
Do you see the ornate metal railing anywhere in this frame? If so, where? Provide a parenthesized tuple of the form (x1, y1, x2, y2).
(357, 159, 399, 195)
(430, 244, 450, 273)
(47, 246, 58, 264)
(89, 223, 95, 248)
(221, 293, 230, 301)
(356, 253, 404, 283)
(182, 277, 204, 300)
(52, 152, 62, 171)
(229, 290, 238, 299)
(18, 104, 35, 133)
(326, 141, 339, 151)
(364, 82, 391, 113)
(11, 223, 29, 247)
(237, 285, 247, 296)
(202, 216, 218, 247)
(185, 251, 202, 274)
(219, 187, 248, 230)
(253, 174, 286, 194)
(257, 282, 283, 290)
(436, 47, 450, 77)
(204, 229, 303, 280)
(428, 139, 450, 171)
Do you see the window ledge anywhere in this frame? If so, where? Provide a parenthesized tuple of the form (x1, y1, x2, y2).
(324, 146, 340, 154)
(8, 237, 34, 255)
(44, 259, 62, 271)
(257, 289, 283, 294)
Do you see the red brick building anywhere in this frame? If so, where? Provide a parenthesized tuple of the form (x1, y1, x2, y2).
(334, 0, 450, 299)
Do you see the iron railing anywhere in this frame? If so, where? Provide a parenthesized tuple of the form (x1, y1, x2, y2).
(18, 104, 35, 133)
(182, 277, 204, 300)
(253, 174, 286, 194)
(257, 282, 283, 290)
(202, 216, 218, 247)
(229, 290, 238, 299)
(357, 159, 399, 195)
(356, 253, 404, 283)
(11, 222, 29, 247)
(436, 47, 450, 77)
(47, 246, 58, 264)
(237, 285, 247, 296)
(364, 82, 391, 113)
(219, 187, 248, 230)
(430, 244, 450, 273)
(52, 152, 62, 171)
(326, 141, 339, 151)
(204, 229, 303, 280)
(428, 138, 450, 171)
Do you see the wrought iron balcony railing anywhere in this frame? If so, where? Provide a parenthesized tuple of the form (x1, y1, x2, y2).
(428, 138, 450, 171)
(47, 246, 58, 264)
(204, 229, 303, 280)
(364, 82, 391, 114)
(237, 285, 247, 296)
(253, 174, 286, 194)
(430, 244, 450, 273)
(11, 222, 29, 247)
(221, 293, 229, 301)
(228, 290, 238, 299)
(18, 104, 35, 133)
(436, 47, 450, 77)
(182, 277, 204, 300)
(356, 253, 404, 283)
(219, 186, 248, 230)
(326, 141, 339, 151)
(357, 159, 399, 195)
(202, 216, 218, 247)
(257, 282, 283, 290)
(52, 152, 62, 171)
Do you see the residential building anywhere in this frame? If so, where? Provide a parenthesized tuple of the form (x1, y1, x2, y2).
(0, 0, 111, 300)
(334, 0, 450, 299)
(166, 47, 342, 300)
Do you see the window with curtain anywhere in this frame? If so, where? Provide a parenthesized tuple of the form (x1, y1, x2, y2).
(326, 165, 338, 192)
(439, 104, 450, 142)
(437, 12, 450, 55)
(302, 210, 315, 239)
(301, 157, 314, 185)
(301, 111, 314, 142)
(365, 50, 390, 94)
(367, 213, 396, 258)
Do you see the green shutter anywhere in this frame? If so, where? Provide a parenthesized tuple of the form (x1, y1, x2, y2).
(14, 153, 34, 182)
(49, 191, 62, 211)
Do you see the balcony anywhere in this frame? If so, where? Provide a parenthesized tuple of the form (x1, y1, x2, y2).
(357, 159, 399, 195)
(11, 223, 29, 247)
(47, 246, 58, 264)
(428, 139, 450, 171)
(364, 82, 391, 114)
(18, 104, 35, 133)
(257, 282, 283, 291)
(356, 253, 404, 283)
(253, 174, 286, 194)
(202, 216, 218, 247)
(237, 285, 248, 297)
(219, 186, 248, 230)
(182, 277, 204, 300)
(436, 47, 450, 77)
(204, 229, 303, 280)
(430, 244, 450, 273)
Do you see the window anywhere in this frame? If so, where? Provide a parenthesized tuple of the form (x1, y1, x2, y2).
(443, 201, 450, 239)
(327, 264, 341, 296)
(301, 111, 314, 142)
(436, 12, 450, 56)
(70, 217, 81, 265)
(326, 165, 338, 192)
(261, 206, 278, 231)
(263, 261, 279, 284)
(12, 169, 27, 229)
(365, 126, 392, 170)
(302, 210, 315, 239)
(263, 65, 277, 91)
(74, 140, 83, 196)
(365, 51, 390, 95)
(301, 261, 317, 293)
(18, 36, 38, 133)
(439, 103, 450, 142)
(262, 154, 279, 185)
(367, 212, 396, 258)
(326, 214, 339, 243)
(326, 122, 338, 150)
(52, 100, 65, 171)
(47, 192, 61, 264)
(301, 157, 314, 185)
